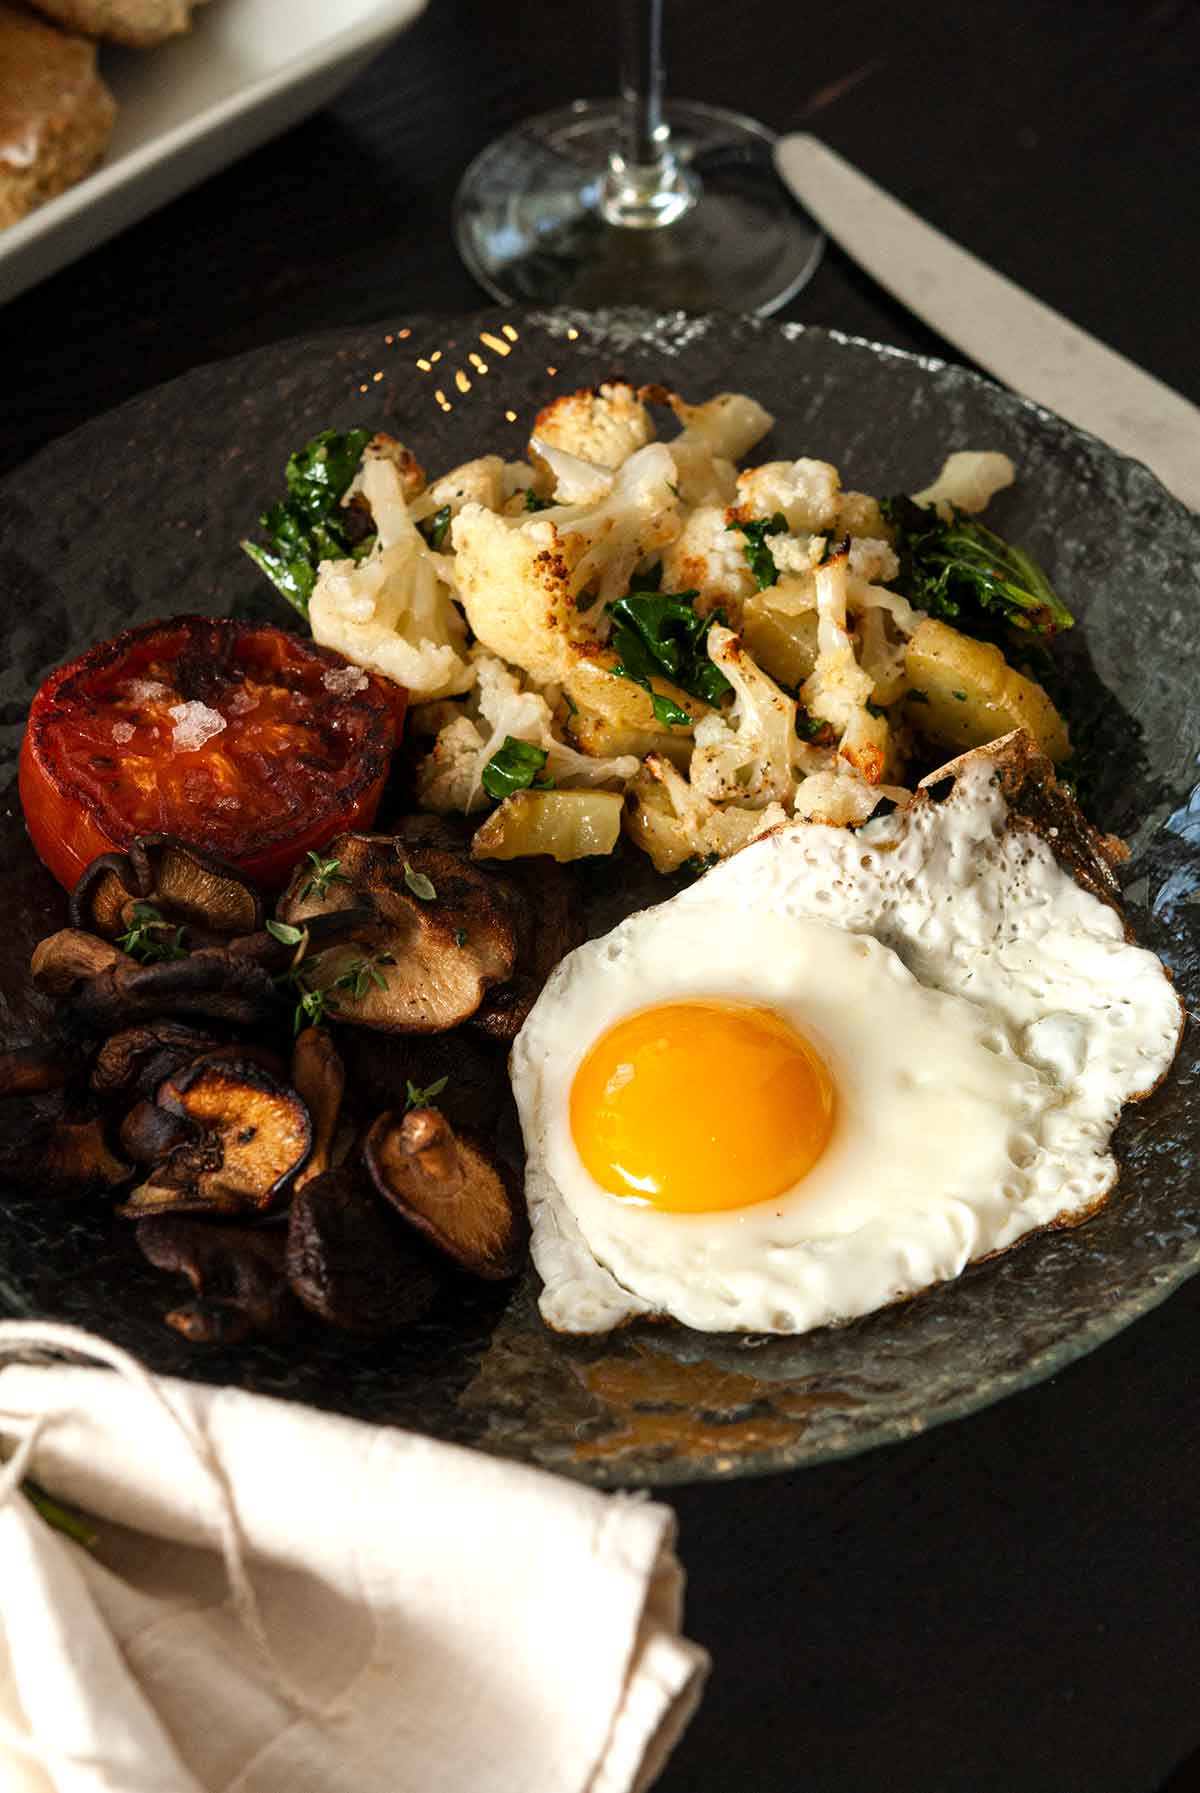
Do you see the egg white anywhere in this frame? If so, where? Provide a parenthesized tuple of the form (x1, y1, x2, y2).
(511, 754, 1183, 1336)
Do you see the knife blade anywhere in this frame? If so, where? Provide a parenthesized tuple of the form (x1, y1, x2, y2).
(775, 133, 1200, 513)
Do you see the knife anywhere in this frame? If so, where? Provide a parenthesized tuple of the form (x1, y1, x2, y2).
(775, 133, 1200, 513)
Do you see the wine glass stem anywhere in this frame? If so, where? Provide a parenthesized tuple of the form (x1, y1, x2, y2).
(599, 0, 698, 229)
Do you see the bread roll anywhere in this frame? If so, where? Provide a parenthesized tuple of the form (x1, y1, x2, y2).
(0, 2, 117, 231)
(23, 0, 208, 49)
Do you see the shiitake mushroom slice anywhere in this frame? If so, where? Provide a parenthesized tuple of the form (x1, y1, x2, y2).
(91, 1021, 226, 1104)
(363, 1107, 524, 1279)
(70, 837, 263, 944)
(0, 1111, 131, 1200)
(290, 1027, 345, 1191)
(275, 833, 518, 1033)
(136, 1216, 301, 1344)
(117, 1052, 311, 1218)
(286, 1168, 442, 1334)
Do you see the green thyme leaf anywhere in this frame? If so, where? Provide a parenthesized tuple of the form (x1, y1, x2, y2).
(298, 850, 350, 902)
(403, 863, 437, 901)
(116, 902, 188, 964)
(266, 919, 305, 945)
(405, 1075, 448, 1112)
(454, 928, 468, 948)
(524, 488, 553, 512)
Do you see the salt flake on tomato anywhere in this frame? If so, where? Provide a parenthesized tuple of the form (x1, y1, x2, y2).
(169, 702, 227, 752)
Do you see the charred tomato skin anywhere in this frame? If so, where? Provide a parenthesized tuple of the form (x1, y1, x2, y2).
(19, 617, 405, 892)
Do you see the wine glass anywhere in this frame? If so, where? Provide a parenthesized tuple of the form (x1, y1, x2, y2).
(453, 0, 823, 315)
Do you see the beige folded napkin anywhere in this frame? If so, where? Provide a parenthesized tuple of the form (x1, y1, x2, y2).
(0, 1321, 708, 1793)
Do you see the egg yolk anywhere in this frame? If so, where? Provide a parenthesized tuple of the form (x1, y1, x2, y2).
(570, 1002, 835, 1213)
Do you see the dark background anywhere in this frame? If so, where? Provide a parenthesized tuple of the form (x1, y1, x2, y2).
(2, 1, 1198, 1787)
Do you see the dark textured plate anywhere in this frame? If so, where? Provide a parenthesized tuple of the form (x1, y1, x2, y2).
(1, 309, 1197, 1487)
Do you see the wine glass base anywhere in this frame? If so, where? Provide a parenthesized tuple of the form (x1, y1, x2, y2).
(454, 99, 824, 316)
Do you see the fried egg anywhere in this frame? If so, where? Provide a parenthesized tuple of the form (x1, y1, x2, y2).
(510, 742, 1183, 1335)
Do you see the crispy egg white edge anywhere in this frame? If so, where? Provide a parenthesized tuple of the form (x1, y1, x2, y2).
(510, 759, 1184, 1336)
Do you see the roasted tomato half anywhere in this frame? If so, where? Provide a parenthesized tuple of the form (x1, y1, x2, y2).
(20, 617, 404, 892)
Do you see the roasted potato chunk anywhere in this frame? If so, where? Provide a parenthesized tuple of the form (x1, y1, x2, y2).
(739, 592, 819, 688)
(903, 617, 1070, 762)
(563, 650, 705, 771)
(472, 791, 624, 862)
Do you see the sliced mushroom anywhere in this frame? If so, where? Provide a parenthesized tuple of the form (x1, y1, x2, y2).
(136, 1215, 301, 1343)
(224, 907, 375, 971)
(0, 1040, 82, 1098)
(73, 948, 280, 1033)
(468, 975, 540, 1043)
(286, 1168, 442, 1333)
(119, 1098, 197, 1165)
(276, 832, 518, 1034)
(363, 1107, 524, 1279)
(91, 1021, 225, 1103)
(0, 1112, 131, 1200)
(291, 1027, 345, 1191)
(117, 1052, 311, 1218)
(31, 929, 129, 995)
(70, 836, 263, 943)
(466, 857, 583, 1042)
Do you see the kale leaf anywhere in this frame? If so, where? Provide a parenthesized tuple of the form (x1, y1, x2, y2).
(241, 428, 373, 619)
(481, 736, 554, 800)
(608, 589, 732, 727)
(734, 512, 789, 589)
(880, 496, 1074, 636)
(419, 504, 452, 550)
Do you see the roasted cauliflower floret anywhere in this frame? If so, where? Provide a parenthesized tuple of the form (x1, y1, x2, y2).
(659, 505, 756, 620)
(791, 764, 912, 826)
(623, 753, 788, 875)
(416, 655, 640, 814)
(689, 626, 800, 808)
(450, 443, 682, 683)
(654, 389, 774, 507)
(410, 455, 536, 524)
(662, 390, 774, 460)
(310, 449, 473, 701)
(528, 436, 616, 506)
(912, 451, 1015, 519)
(532, 381, 655, 470)
(801, 548, 891, 784)
(732, 459, 842, 533)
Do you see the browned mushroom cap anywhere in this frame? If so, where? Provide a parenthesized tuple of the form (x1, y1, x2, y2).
(286, 1168, 442, 1333)
(224, 907, 375, 971)
(276, 833, 518, 1034)
(31, 930, 130, 995)
(119, 1098, 196, 1165)
(91, 1021, 226, 1103)
(465, 856, 584, 1043)
(291, 1027, 345, 1191)
(117, 1052, 311, 1218)
(0, 1112, 131, 1200)
(0, 1040, 82, 1098)
(468, 976, 540, 1043)
(70, 837, 262, 942)
(363, 1107, 524, 1279)
(136, 1216, 301, 1344)
(73, 948, 280, 1032)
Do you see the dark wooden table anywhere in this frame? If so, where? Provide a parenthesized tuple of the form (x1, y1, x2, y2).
(2, 3, 1198, 1788)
